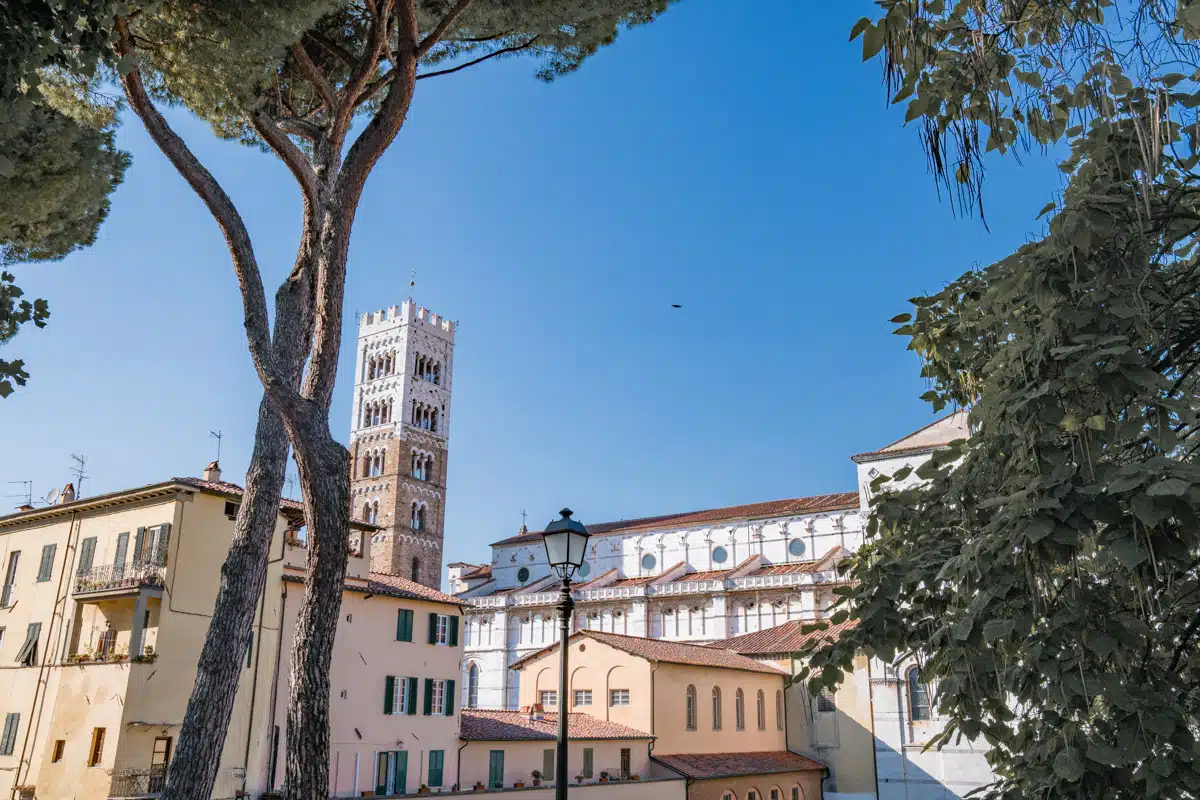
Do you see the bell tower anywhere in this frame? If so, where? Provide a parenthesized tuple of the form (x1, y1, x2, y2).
(349, 300, 455, 587)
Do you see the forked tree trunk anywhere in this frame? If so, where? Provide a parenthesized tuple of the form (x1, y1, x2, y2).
(284, 422, 351, 800)
(161, 258, 315, 800)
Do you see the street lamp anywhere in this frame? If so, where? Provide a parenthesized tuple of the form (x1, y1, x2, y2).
(541, 508, 590, 800)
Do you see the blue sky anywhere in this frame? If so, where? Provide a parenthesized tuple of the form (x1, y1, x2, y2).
(0, 0, 1063, 570)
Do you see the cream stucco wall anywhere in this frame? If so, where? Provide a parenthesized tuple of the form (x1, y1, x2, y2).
(519, 639, 654, 736)
(458, 739, 654, 788)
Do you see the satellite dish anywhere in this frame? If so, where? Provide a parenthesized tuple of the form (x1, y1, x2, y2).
(44, 488, 58, 505)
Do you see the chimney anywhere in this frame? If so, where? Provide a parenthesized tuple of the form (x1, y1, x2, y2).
(59, 483, 75, 504)
(202, 460, 222, 482)
(17, 504, 34, 512)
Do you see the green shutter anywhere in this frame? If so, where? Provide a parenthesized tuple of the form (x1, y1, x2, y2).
(489, 751, 504, 788)
(449, 615, 459, 646)
(376, 752, 388, 795)
(384, 676, 395, 714)
(0, 714, 19, 756)
(583, 748, 593, 778)
(406, 677, 419, 716)
(157, 523, 171, 565)
(428, 613, 438, 644)
(429, 750, 444, 787)
(396, 609, 407, 641)
(423, 678, 434, 715)
(445, 679, 456, 716)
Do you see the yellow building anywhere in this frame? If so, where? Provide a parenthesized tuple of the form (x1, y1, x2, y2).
(717, 621, 875, 800)
(0, 465, 466, 800)
(509, 631, 826, 800)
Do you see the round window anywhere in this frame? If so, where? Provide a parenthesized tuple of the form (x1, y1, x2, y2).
(578, 562, 591, 578)
(517, 566, 530, 583)
(788, 539, 807, 557)
(641, 553, 657, 570)
(712, 546, 728, 564)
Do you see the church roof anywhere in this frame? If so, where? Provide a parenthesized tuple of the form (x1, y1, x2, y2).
(712, 618, 858, 656)
(851, 410, 970, 463)
(460, 711, 652, 742)
(511, 630, 788, 675)
(490, 492, 859, 547)
(653, 751, 824, 779)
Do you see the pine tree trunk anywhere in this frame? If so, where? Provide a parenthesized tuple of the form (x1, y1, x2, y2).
(161, 260, 315, 800)
(283, 422, 351, 800)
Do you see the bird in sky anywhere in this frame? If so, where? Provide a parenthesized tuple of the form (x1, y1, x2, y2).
(670, 304, 683, 309)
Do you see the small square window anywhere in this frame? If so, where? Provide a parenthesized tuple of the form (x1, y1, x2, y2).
(573, 689, 592, 707)
(51, 740, 65, 763)
(609, 689, 630, 707)
(539, 690, 557, 708)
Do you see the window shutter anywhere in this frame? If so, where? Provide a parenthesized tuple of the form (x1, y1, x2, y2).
(384, 676, 395, 715)
(397, 610, 405, 641)
(0, 713, 18, 756)
(423, 679, 434, 715)
(132, 528, 146, 565)
(406, 677, 418, 716)
(448, 616, 459, 647)
(428, 613, 438, 644)
(77, 537, 97, 575)
(157, 523, 171, 565)
(38, 544, 56, 581)
(445, 679, 455, 716)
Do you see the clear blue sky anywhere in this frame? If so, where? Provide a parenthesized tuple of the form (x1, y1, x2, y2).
(1, 0, 1062, 571)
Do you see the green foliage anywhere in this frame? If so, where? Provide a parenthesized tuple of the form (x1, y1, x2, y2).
(0, 270, 49, 397)
(0, 0, 121, 100)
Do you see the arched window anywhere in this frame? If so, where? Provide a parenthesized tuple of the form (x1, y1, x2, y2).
(411, 556, 421, 582)
(735, 689, 745, 730)
(431, 409, 439, 432)
(756, 690, 766, 730)
(711, 687, 722, 730)
(776, 690, 784, 730)
(908, 667, 930, 721)
(685, 685, 697, 730)
(362, 502, 372, 522)
(467, 663, 480, 708)
(370, 501, 379, 525)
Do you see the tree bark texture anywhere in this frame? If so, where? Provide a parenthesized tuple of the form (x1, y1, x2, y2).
(161, 255, 315, 800)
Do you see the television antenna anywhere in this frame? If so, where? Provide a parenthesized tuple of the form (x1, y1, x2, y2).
(69, 454, 89, 499)
(209, 429, 223, 463)
(5, 480, 32, 508)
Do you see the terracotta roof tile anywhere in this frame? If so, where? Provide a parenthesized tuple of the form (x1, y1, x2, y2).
(461, 564, 493, 580)
(574, 568, 618, 589)
(369, 572, 469, 606)
(674, 568, 729, 582)
(491, 492, 859, 547)
(173, 476, 305, 511)
(653, 752, 824, 779)
(749, 562, 821, 576)
(460, 711, 652, 741)
(713, 619, 858, 656)
(511, 631, 787, 675)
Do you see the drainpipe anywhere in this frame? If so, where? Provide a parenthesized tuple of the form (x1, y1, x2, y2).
(866, 658, 880, 797)
(242, 527, 287, 793)
(456, 741, 469, 790)
(648, 662, 659, 758)
(266, 578, 290, 791)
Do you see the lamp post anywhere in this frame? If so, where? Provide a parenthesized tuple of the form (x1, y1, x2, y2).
(540, 508, 590, 800)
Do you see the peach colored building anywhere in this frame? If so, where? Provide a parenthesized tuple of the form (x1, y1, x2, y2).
(0, 464, 466, 800)
(458, 709, 663, 789)
(509, 631, 826, 800)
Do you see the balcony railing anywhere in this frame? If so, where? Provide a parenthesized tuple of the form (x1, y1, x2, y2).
(108, 767, 166, 798)
(75, 550, 167, 595)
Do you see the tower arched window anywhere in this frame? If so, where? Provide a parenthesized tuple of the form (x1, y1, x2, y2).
(712, 687, 722, 730)
(425, 456, 434, 481)
(776, 690, 784, 730)
(411, 556, 421, 582)
(735, 689, 745, 731)
(433, 363, 441, 385)
(467, 662, 480, 708)
(362, 502, 372, 522)
(908, 667, 930, 721)
(685, 685, 697, 730)
(756, 690, 766, 730)
(431, 409, 439, 432)
(411, 503, 425, 531)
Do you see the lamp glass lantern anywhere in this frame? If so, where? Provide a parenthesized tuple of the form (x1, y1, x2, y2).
(541, 508, 590, 579)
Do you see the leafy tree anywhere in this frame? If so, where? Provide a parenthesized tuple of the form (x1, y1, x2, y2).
(807, 2, 1200, 798)
(16, 2, 680, 799)
(1, 3, 128, 396)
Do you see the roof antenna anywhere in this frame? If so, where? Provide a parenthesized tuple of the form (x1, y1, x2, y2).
(209, 429, 223, 464)
(69, 454, 89, 499)
(409, 268, 416, 299)
(6, 480, 32, 508)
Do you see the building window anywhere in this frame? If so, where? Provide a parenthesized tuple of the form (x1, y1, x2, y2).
(427, 678, 450, 715)
(578, 562, 591, 578)
(488, 750, 505, 789)
(771, 790, 780, 800)
(620, 748, 631, 780)
(573, 689, 592, 707)
(582, 748, 594, 778)
(0, 714, 19, 756)
(711, 546, 728, 564)
(385, 676, 415, 715)
(2, 550, 21, 607)
(776, 690, 784, 729)
(428, 749, 445, 788)
(51, 739, 65, 763)
(791, 786, 802, 800)
(467, 663, 480, 708)
(97, 629, 117, 657)
(150, 737, 172, 790)
(908, 667, 931, 721)
(411, 503, 426, 531)
(685, 685, 697, 730)
(539, 690, 557, 708)
(788, 538, 807, 558)
(430, 613, 459, 646)
(88, 727, 106, 767)
(517, 567, 530, 583)
(542, 748, 555, 782)
(712, 687, 723, 730)
(610, 689, 630, 707)
(735, 689, 745, 730)
(757, 690, 766, 730)
(723, 794, 736, 800)
(748, 792, 758, 800)
(816, 689, 836, 713)
(16, 622, 40, 666)
(411, 557, 421, 582)
(37, 544, 56, 582)
(641, 553, 656, 571)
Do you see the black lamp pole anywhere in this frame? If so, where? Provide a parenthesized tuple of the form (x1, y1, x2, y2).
(540, 508, 590, 800)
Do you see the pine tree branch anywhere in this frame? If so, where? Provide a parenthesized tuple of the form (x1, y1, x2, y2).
(334, 0, 396, 147)
(249, 112, 319, 207)
(304, 30, 357, 70)
(418, 0, 477, 58)
(290, 42, 337, 112)
(416, 37, 539, 80)
(114, 17, 299, 413)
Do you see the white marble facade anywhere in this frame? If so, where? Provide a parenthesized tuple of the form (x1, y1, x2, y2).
(451, 411, 995, 799)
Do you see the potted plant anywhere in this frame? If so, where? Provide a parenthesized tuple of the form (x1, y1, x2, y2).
(530, 769, 542, 787)
(473, 782, 485, 791)
(419, 784, 431, 794)
(598, 772, 610, 784)
(513, 780, 526, 789)
(631, 775, 641, 781)
(575, 775, 585, 785)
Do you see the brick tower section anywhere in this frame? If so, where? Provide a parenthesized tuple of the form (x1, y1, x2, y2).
(349, 300, 455, 588)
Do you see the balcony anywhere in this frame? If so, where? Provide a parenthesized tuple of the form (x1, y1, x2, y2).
(108, 767, 166, 798)
(75, 551, 167, 597)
